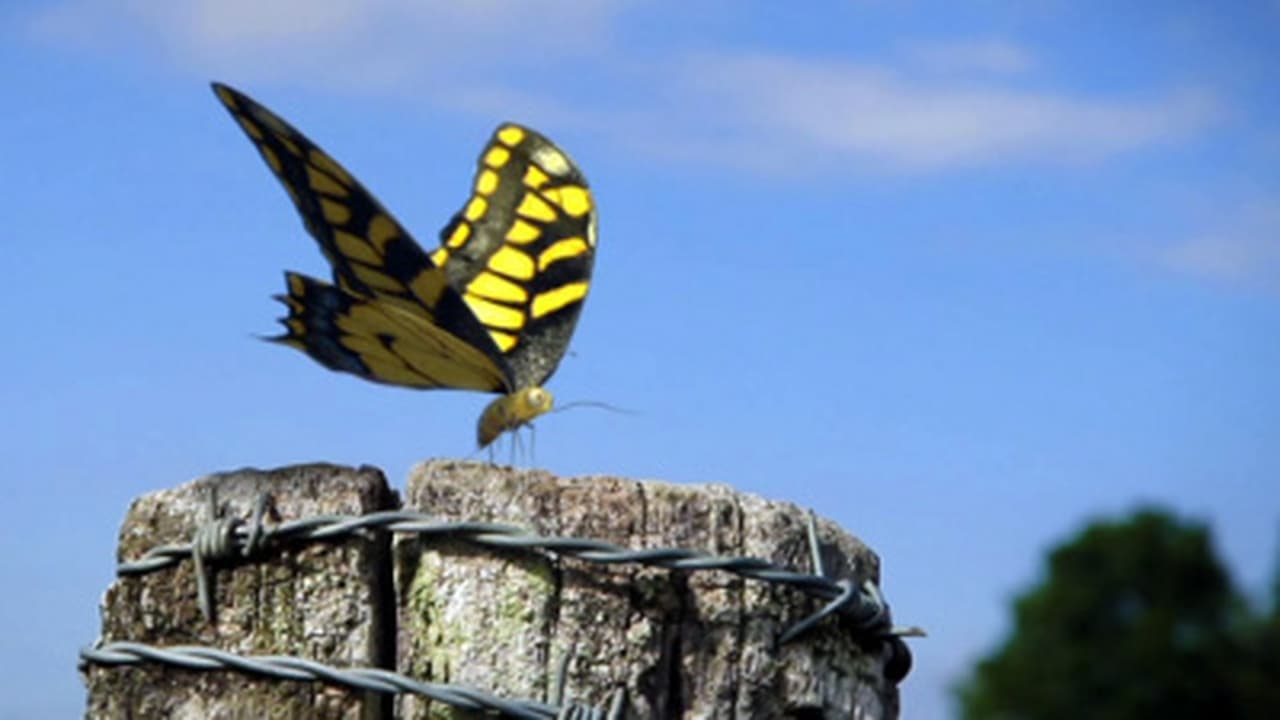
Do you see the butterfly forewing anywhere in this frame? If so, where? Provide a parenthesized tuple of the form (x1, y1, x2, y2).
(433, 124, 598, 390)
(213, 82, 512, 392)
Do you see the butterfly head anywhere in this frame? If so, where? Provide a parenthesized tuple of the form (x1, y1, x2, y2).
(477, 386, 556, 448)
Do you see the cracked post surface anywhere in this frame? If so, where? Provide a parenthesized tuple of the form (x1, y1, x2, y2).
(397, 460, 899, 719)
(85, 463, 399, 720)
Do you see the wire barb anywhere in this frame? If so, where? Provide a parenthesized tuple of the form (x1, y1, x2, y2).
(189, 490, 273, 623)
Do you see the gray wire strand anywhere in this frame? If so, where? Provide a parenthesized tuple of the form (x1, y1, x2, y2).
(116, 510, 892, 641)
(80, 641, 622, 719)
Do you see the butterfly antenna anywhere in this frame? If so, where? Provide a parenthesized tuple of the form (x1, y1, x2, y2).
(551, 400, 639, 416)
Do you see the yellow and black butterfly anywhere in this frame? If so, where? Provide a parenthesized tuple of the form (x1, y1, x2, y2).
(212, 83, 597, 447)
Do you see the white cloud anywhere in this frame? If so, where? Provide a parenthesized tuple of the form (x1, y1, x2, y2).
(23, 1, 1220, 175)
(1161, 202, 1280, 290)
(25, 0, 625, 93)
(665, 53, 1220, 173)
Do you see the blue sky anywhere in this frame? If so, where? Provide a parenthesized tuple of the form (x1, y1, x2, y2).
(2, 1, 1277, 717)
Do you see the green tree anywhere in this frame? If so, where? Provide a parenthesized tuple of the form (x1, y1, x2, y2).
(1232, 530, 1280, 714)
(955, 507, 1279, 720)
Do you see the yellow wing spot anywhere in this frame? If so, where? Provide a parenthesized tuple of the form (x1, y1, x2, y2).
(410, 268, 448, 307)
(249, 105, 291, 138)
(285, 318, 305, 336)
(320, 197, 351, 224)
(339, 334, 398, 365)
(488, 245, 535, 280)
(330, 311, 366, 335)
(497, 126, 526, 146)
(278, 134, 302, 157)
(336, 310, 434, 386)
(467, 271, 529, 304)
(484, 146, 511, 168)
(489, 330, 518, 352)
(475, 168, 500, 196)
(214, 85, 239, 110)
(516, 193, 557, 223)
(363, 354, 429, 387)
(308, 148, 354, 186)
(538, 238, 590, 271)
(523, 165, 550, 189)
(287, 274, 307, 295)
(430, 247, 450, 267)
(532, 146, 571, 176)
(505, 219, 541, 244)
(306, 165, 347, 196)
(334, 229, 380, 265)
(551, 185, 592, 217)
(352, 263, 405, 292)
(532, 281, 589, 319)
(261, 145, 283, 174)
(338, 304, 388, 333)
(464, 196, 488, 221)
(467, 294, 526, 330)
(235, 116, 264, 141)
(446, 222, 471, 248)
(367, 214, 399, 252)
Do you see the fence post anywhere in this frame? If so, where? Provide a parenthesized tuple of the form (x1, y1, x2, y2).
(85, 461, 906, 718)
(83, 464, 398, 719)
(397, 460, 902, 718)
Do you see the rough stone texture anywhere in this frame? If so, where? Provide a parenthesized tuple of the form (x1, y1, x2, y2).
(396, 459, 900, 719)
(84, 464, 398, 720)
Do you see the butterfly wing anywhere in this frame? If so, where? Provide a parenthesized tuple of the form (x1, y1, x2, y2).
(432, 124, 598, 390)
(213, 82, 512, 393)
(274, 272, 512, 390)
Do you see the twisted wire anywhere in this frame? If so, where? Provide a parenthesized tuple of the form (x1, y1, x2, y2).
(81, 641, 623, 720)
(118, 510, 890, 639)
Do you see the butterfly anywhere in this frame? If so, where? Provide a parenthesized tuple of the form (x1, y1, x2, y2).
(212, 83, 597, 447)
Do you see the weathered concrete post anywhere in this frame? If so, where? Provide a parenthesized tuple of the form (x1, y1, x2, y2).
(85, 461, 905, 719)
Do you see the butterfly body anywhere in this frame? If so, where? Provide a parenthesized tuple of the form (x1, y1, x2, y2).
(213, 83, 597, 447)
(476, 386, 554, 448)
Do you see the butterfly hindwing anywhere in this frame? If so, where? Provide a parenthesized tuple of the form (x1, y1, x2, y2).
(433, 124, 598, 390)
(213, 82, 511, 391)
(274, 272, 509, 391)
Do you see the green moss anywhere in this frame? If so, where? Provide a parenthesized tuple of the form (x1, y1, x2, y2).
(405, 555, 557, 718)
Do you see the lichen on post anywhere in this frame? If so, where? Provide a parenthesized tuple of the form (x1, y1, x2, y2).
(395, 460, 901, 718)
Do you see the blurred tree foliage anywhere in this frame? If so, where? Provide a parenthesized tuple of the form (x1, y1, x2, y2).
(955, 507, 1280, 719)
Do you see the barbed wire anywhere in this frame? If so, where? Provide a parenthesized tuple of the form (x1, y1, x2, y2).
(119, 506, 897, 644)
(80, 641, 624, 719)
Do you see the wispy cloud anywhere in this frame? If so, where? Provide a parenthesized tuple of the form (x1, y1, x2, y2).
(1161, 202, 1280, 291)
(24, 1, 1221, 175)
(661, 53, 1220, 174)
(26, 0, 625, 93)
